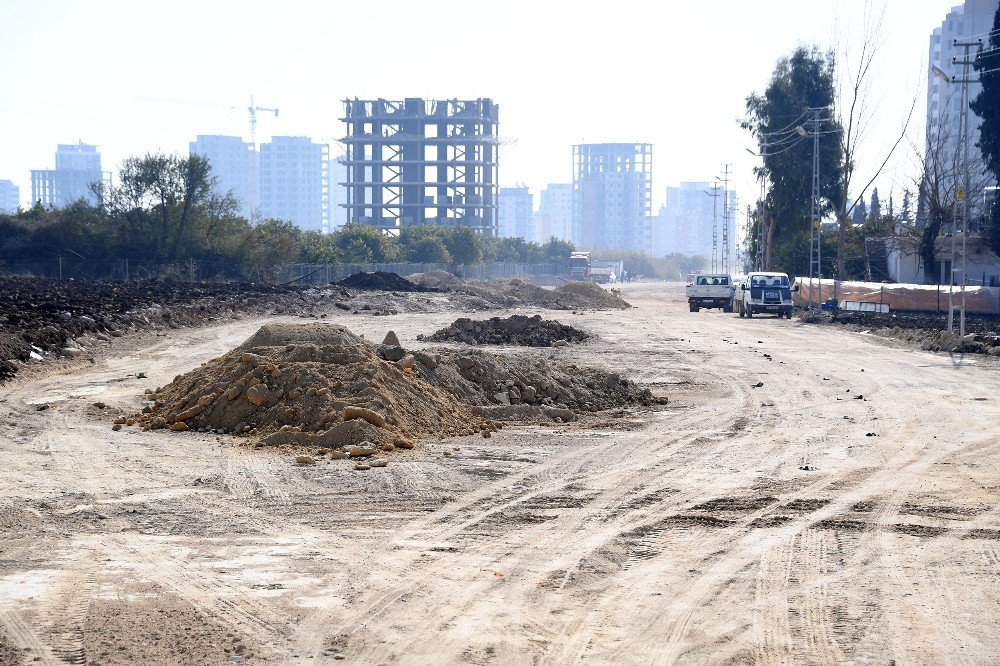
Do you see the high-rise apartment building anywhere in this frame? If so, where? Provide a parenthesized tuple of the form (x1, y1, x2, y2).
(925, 0, 999, 215)
(572, 144, 652, 252)
(329, 154, 349, 231)
(0, 180, 19, 214)
(659, 182, 736, 261)
(189, 135, 258, 219)
(498, 186, 534, 241)
(535, 183, 572, 243)
(31, 143, 105, 207)
(259, 136, 329, 233)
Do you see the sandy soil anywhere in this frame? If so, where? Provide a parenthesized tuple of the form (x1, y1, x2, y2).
(1, 282, 999, 664)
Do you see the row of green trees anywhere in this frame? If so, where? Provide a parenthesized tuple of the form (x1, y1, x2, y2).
(0, 153, 575, 278)
(0, 153, 704, 281)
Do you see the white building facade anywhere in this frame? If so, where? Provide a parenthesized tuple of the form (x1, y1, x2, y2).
(534, 183, 572, 243)
(258, 136, 329, 232)
(189, 135, 259, 219)
(31, 143, 105, 207)
(498, 186, 534, 241)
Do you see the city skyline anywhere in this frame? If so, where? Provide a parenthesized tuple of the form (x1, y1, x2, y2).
(0, 1, 966, 218)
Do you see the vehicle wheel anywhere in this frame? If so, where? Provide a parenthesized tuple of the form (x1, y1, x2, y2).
(723, 303, 732, 313)
(746, 305, 753, 318)
(786, 310, 793, 319)
(689, 304, 698, 313)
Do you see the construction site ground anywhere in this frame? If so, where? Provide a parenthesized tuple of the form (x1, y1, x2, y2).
(2, 282, 999, 664)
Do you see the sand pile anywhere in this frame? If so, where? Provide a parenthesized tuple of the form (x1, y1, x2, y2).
(337, 271, 430, 292)
(422, 314, 589, 347)
(132, 324, 484, 449)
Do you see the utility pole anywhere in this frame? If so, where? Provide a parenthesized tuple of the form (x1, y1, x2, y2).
(720, 163, 732, 274)
(705, 182, 721, 272)
(946, 38, 982, 338)
(805, 108, 824, 310)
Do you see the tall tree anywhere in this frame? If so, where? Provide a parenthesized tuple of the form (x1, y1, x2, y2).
(743, 46, 843, 273)
(92, 153, 238, 262)
(971, 3, 1000, 255)
(852, 199, 867, 226)
(869, 188, 882, 222)
(901, 189, 912, 224)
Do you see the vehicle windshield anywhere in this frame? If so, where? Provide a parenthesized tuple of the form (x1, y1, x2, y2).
(751, 275, 789, 287)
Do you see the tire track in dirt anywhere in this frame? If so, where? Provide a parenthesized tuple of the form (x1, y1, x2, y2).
(90, 533, 288, 653)
(0, 610, 58, 666)
(295, 331, 758, 659)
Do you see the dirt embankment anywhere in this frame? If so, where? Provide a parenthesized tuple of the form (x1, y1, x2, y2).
(422, 314, 589, 347)
(800, 309, 1000, 355)
(131, 323, 662, 464)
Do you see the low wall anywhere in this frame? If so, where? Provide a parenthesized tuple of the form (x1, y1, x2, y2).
(794, 279, 1000, 315)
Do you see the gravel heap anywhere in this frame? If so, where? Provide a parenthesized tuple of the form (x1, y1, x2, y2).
(422, 314, 589, 347)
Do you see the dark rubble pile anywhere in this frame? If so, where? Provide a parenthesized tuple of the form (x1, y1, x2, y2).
(422, 314, 590, 347)
(336, 271, 431, 293)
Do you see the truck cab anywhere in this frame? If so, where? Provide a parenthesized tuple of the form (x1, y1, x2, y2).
(735, 272, 797, 319)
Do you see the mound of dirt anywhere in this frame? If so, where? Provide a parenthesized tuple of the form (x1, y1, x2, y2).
(418, 348, 660, 414)
(337, 271, 430, 292)
(132, 322, 663, 452)
(423, 314, 589, 347)
(133, 323, 483, 448)
(407, 269, 466, 290)
(553, 282, 631, 309)
(457, 279, 630, 310)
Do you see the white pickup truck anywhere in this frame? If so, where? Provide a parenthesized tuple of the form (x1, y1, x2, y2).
(735, 271, 797, 318)
(685, 274, 733, 313)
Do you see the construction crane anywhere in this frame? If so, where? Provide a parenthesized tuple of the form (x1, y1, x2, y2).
(248, 95, 279, 147)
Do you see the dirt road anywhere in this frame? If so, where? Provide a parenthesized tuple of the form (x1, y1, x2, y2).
(2, 282, 998, 664)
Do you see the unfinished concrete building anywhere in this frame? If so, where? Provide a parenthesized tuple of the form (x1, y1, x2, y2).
(341, 98, 499, 234)
(572, 143, 652, 252)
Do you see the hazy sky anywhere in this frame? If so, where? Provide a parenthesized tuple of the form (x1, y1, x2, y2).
(0, 0, 966, 221)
